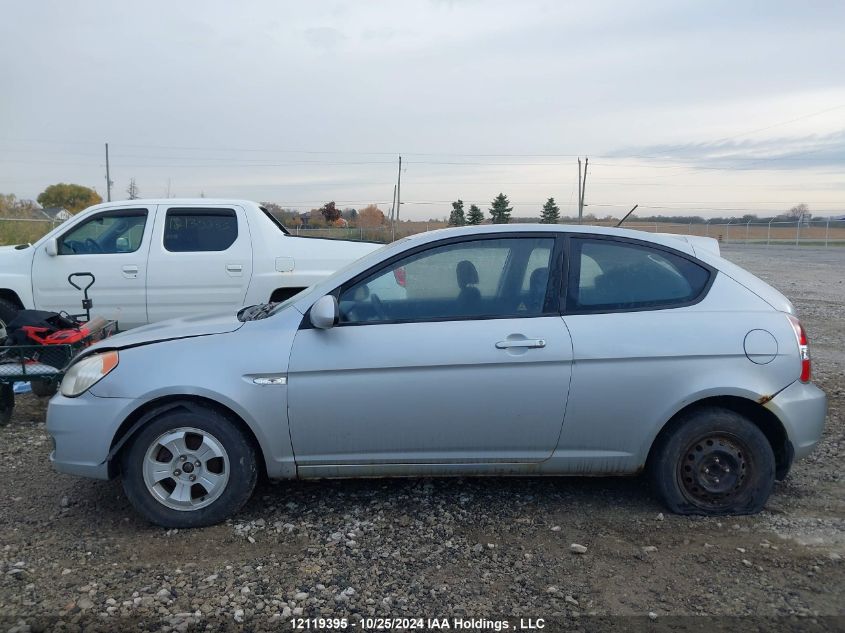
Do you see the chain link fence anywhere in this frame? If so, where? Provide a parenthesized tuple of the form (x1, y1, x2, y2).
(2, 216, 844, 248)
(608, 218, 845, 247)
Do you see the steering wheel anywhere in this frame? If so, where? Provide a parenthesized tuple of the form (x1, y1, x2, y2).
(370, 294, 388, 320)
(84, 238, 103, 254)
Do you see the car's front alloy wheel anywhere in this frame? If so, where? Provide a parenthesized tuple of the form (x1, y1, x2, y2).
(650, 407, 775, 515)
(142, 426, 230, 511)
(121, 404, 257, 528)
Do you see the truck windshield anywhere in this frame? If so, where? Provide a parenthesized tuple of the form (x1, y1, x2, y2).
(260, 207, 291, 235)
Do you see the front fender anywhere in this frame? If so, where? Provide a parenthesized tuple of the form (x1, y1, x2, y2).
(89, 313, 301, 479)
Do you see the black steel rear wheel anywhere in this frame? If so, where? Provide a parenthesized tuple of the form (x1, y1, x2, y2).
(677, 432, 752, 511)
(651, 407, 775, 515)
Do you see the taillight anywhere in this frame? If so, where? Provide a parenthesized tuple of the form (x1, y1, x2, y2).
(786, 315, 811, 383)
(393, 266, 406, 287)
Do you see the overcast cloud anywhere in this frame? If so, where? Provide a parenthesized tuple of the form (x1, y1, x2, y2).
(1, 0, 844, 218)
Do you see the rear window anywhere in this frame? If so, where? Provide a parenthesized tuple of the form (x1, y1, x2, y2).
(163, 208, 238, 252)
(567, 238, 710, 312)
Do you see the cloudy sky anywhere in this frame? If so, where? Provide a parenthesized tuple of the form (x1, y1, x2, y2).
(1, 0, 844, 219)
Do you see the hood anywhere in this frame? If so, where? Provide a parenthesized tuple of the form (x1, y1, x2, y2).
(0, 244, 30, 255)
(85, 311, 244, 352)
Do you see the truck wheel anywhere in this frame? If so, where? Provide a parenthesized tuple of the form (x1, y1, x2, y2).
(0, 298, 20, 332)
(0, 384, 13, 426)
(30, 379, 58, 398)
(120, 404, 258, 528)
(650, 407, 774, 515)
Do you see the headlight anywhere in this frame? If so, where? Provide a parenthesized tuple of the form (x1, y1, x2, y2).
(60, 351, 119, 397)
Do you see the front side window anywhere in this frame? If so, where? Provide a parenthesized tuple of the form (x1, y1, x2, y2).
(567, 238, 710, 312)
(58, 210, 147, 255)
(163, 208, 238, 252)
(339, 237, 554, 324)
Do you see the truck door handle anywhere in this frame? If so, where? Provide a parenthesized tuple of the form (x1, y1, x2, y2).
(121, 265, 139, 279)
(226, 264, 243, 275)
(495, 338, 546, 349)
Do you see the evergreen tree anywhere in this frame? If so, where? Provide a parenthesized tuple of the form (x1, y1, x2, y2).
(540, 197, 560, 224)
(489, 193, 512, 224)
(448, 199, 466, 226)
(466, 204, 484, 225)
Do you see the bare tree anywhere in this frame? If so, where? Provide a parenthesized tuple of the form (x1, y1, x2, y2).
(786, 203, 809, 220)
(126, 178, 140, 200)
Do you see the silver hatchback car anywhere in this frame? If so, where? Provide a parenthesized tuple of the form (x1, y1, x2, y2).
(47, 225, 826, 527)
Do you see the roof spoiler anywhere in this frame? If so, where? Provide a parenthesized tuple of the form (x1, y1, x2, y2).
(659, 234, 721, 256)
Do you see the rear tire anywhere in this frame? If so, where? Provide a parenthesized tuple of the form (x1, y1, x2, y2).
(120, 404, 258, 528)
(650, 407, 775, 515)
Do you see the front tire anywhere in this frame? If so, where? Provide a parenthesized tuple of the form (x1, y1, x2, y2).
(0, 298, 20, 333)
(650, 407, 775, 515)
(0, 384, 13, 426)
(121, 405, 258, 528)
(30, 379, 58, 397)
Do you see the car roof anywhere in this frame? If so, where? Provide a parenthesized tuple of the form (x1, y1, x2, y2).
(400, 224, 699, 256)
(83, 198, 257, 210)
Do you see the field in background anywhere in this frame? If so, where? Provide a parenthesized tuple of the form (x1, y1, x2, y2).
(2, 216, 844, 247)
(603, 219, 845, 247)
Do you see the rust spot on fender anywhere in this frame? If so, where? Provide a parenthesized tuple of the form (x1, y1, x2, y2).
(758, 394, 774, 405)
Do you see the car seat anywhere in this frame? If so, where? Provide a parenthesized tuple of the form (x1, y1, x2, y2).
(456, 260, 481, 314)
(527, 266, 549, 312)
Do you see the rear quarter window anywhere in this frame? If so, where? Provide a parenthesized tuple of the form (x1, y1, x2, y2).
(567, 238, 711, 312)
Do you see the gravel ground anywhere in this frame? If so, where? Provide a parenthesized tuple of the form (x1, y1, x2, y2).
(0, 245, 843, 632)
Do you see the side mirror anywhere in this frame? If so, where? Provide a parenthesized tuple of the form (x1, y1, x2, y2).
(310, 295, 339, 329)
(115, 237, 130, 252)
(45, 238, 58, 257)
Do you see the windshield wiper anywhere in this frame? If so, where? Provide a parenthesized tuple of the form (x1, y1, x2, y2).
(238, 302, 279, 322)
(252, 302, 278, 319)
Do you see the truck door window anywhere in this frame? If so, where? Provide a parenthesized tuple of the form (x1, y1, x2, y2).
(58, 210, 148, 255)
(163, 208, 238, 252)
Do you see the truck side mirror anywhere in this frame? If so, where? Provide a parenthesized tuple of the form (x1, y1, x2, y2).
(45, 238, 58, 257)
(310, 295, 339, 329)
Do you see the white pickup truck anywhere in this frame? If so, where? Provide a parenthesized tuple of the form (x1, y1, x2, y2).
(0, 199, 383, 329)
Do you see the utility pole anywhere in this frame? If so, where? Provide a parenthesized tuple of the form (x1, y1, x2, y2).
(105, 143, 112, 202)
(390, 184, 397, 242)
(577, 159, 582, 223)
(395, 155, 402, 233)
(578, 157, 589, 224)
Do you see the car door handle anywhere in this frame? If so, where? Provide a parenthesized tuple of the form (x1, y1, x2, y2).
(121, 265, 139, 279)
(495, 338, 546, 349)
(226, 264, 243, 275)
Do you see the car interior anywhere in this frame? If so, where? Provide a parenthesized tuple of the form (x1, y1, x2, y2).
(339, 238, 554, 323)
(572, 241, 704, 310)
(58, 214, 147, 255)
